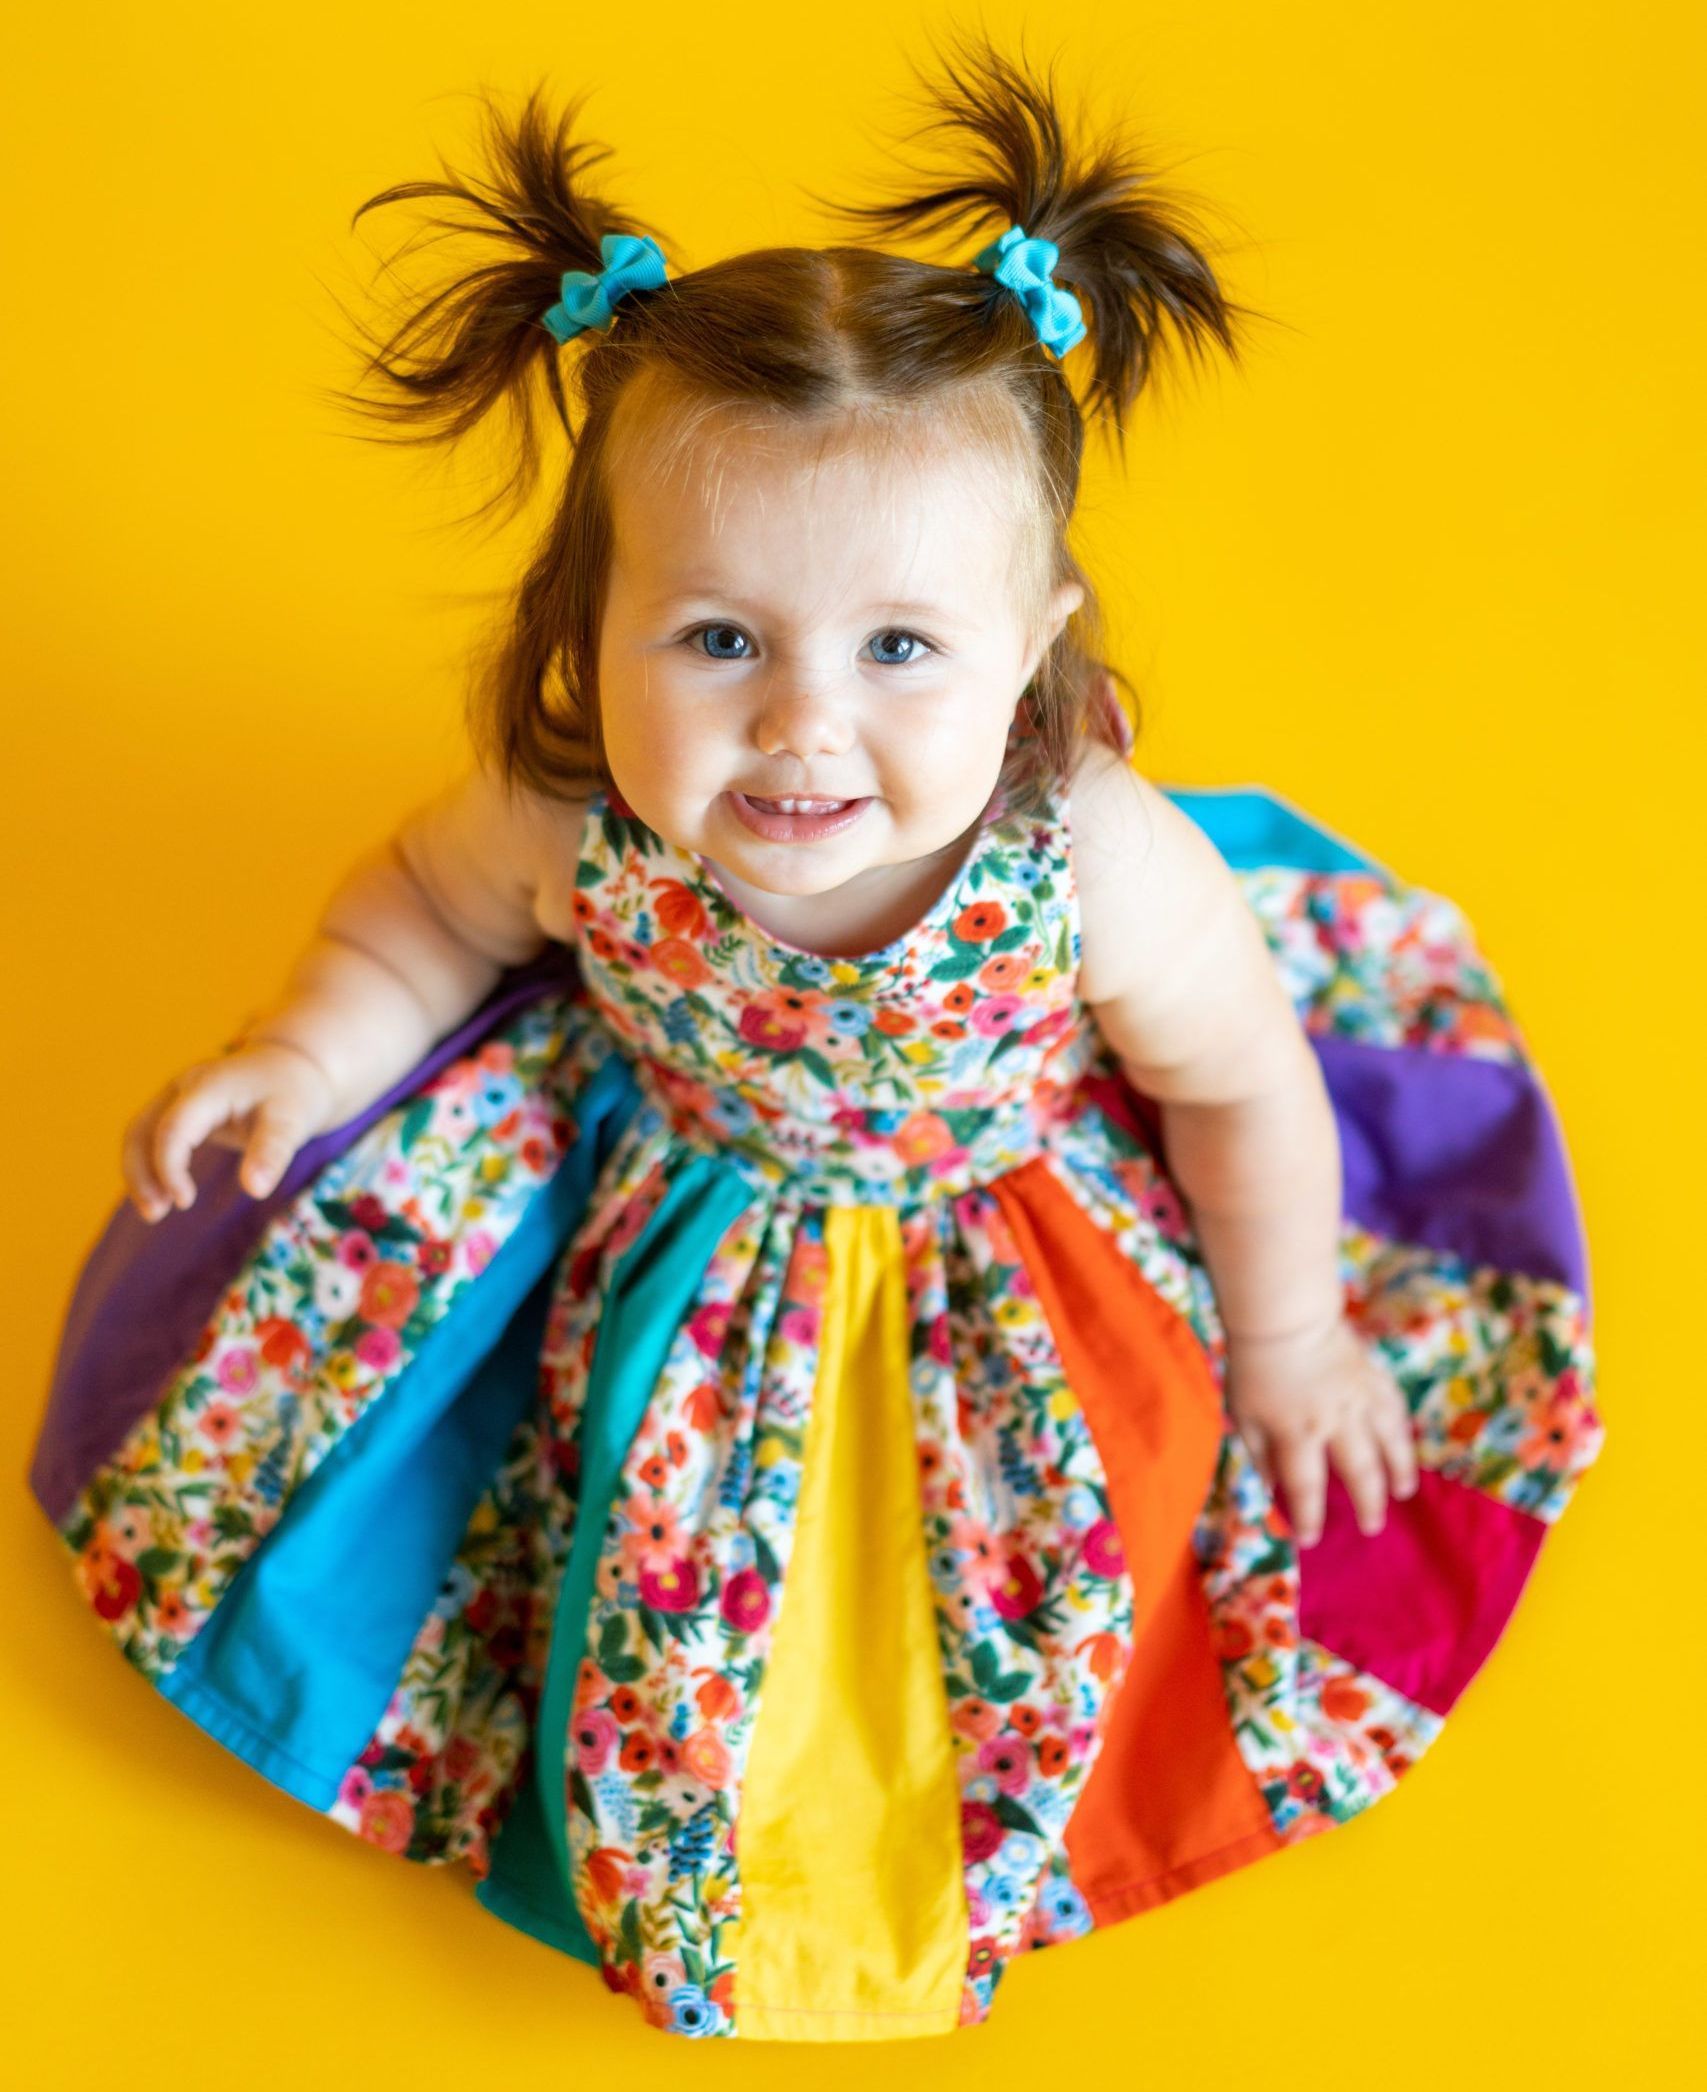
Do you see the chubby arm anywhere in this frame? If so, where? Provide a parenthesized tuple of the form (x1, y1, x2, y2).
(1071, 742, 1419, 1544)
(1071, 742, 1343, 1351)
(232, 762, 567, 1125)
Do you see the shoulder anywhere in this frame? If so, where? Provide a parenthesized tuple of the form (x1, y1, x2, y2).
(1066, 737, 1226, 1004)
(394, 760, 595, 965)
(1065, 738, 1301, 1097)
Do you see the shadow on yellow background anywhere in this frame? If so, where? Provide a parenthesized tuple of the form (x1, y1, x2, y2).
(3, 1, 1699, 2083)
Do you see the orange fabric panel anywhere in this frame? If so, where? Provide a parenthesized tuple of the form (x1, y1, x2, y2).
(992, 1160, 1282, 1917)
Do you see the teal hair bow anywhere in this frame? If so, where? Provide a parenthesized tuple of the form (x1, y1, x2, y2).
(971, 224, 1086, 360)
(540, 231, 670, 343)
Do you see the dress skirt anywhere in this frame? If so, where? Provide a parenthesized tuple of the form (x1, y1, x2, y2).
(26, 781, 1606, 2041)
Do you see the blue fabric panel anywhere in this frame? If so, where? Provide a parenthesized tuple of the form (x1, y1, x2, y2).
(476, 1152, 757, 1962)
(1163, 786, 1384, 875)
(158, 1049, 640, 1810)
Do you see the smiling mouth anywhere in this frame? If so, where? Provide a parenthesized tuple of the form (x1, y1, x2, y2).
(727, 791, 874, 842)
(743, 795, 854, 813)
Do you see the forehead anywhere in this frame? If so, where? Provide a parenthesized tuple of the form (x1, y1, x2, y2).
(606, 394, 1024, 606)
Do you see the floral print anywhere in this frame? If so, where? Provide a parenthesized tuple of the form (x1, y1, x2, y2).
(1244, 865, 1528, 1061)
(570, 776, 1098, 1204)
(46, 757, 1605, 2043)
(62, 1004, 614, 1683)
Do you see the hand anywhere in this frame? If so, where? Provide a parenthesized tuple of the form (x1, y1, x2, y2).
(121, 1038, 336, 1223)
(1224, 1316, 1419, 1546)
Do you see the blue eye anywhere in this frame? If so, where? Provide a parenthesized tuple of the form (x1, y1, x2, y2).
(682, 624, 935, 666)
(690, 624, 751, 660)
(869, 629, 933, 666)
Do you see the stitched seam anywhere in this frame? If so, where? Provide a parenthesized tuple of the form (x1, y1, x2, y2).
(484, 1884, 585, 1932)
(1077, 1823, 1282, 1901)
(165, 1675, 350, 1788)
(738, 2000, 962, 2019)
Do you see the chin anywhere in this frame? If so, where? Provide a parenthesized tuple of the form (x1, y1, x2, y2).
(733, 850, 857, 896)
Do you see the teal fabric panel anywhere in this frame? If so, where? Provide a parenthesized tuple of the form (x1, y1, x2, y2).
(476, 1152, 757, 1961)
(158, 1050, 639, 1809)
(474, 1781, 602, 1964)
(1164, 786, 1383, 874)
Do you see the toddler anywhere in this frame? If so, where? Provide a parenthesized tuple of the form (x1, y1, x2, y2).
(31, 32, 1604, 2044)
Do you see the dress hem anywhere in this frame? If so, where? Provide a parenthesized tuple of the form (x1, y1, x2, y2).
(1081, 1820, 1290, 1925)
(731, 1998, 967, 2042)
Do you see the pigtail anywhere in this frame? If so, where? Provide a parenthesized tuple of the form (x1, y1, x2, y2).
(306, 56, 1253, 815)
(800, 26, 1258, 802)
(318, 84, 675, 529)
(811, 26, 1250, 460)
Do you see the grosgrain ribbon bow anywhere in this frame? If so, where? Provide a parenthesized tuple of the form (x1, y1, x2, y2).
(971, 224, 1086, 359)
(541, 231, 670, 343)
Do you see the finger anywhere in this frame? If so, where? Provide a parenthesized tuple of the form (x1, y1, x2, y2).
(149, 1073, 243, 1208)
(121, 1105, 173, 1222)
(1329, 1426, 1390, 1539)
(1369, 1370, 1420, 1501)
(148, 1101, 200, 1210)
(240, 1104, 303, 1199)
(1274, 1434, 1328, 1549)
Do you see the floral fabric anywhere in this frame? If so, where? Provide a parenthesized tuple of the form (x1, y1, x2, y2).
(48, 759, 1605, 2042)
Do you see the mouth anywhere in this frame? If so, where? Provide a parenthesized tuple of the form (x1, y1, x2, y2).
(728, 791, 872, 842)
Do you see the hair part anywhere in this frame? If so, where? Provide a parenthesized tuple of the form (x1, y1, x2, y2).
(322, 25, 1255, 819)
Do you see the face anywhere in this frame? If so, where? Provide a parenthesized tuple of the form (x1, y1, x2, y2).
(596, 405, 1083, 909)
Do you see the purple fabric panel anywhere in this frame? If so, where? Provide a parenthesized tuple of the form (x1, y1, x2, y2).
(1093, 1036, 1589, 1305)
(1295, 1466, 1545, 1715)
(1316, 1033, 1590, 1307)
(26, 948, 583, 1530)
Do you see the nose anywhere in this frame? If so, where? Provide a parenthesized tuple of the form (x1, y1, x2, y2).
(754, 681, 854, 763)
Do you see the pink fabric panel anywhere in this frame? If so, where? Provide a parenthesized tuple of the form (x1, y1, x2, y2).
(1296, 1468, 1545, 1715)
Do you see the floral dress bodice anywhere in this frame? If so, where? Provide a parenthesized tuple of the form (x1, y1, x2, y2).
(569, 772, 1102, 1205)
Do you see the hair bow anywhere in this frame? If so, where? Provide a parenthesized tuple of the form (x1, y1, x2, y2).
(971, 224, 1086, 360)
(541, 231, 670, 343)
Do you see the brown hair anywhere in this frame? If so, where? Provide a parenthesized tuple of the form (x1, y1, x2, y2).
(325, 28, 1251, 818)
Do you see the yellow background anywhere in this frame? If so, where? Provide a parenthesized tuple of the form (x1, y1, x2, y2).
(4, 0, 1700, 2081)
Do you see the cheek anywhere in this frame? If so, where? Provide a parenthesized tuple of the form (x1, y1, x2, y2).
(601, 687, 731, 816)
(880, 704, 1002, 788)
(608, 655, 699, 729)
(600, 666, 676, 762)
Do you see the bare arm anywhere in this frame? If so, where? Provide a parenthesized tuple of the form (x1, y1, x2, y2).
(231, 763, 569, 1126)
(1071, 741, 1342, 1350)
(1072, 744, 1416, 1544)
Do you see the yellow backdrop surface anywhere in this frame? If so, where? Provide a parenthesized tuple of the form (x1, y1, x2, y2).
(4, 2, 1700, 2083)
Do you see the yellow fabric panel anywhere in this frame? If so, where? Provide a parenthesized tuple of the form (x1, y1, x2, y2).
(733, 1204, 968, 2041)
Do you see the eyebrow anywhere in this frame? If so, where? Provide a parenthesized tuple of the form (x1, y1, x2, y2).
(647, 587, 971, 626)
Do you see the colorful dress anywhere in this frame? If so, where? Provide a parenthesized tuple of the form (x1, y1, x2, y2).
(28, 753, 1606, 2043)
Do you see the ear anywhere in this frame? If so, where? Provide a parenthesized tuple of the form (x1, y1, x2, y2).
(1019, 580, 1086, 687)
